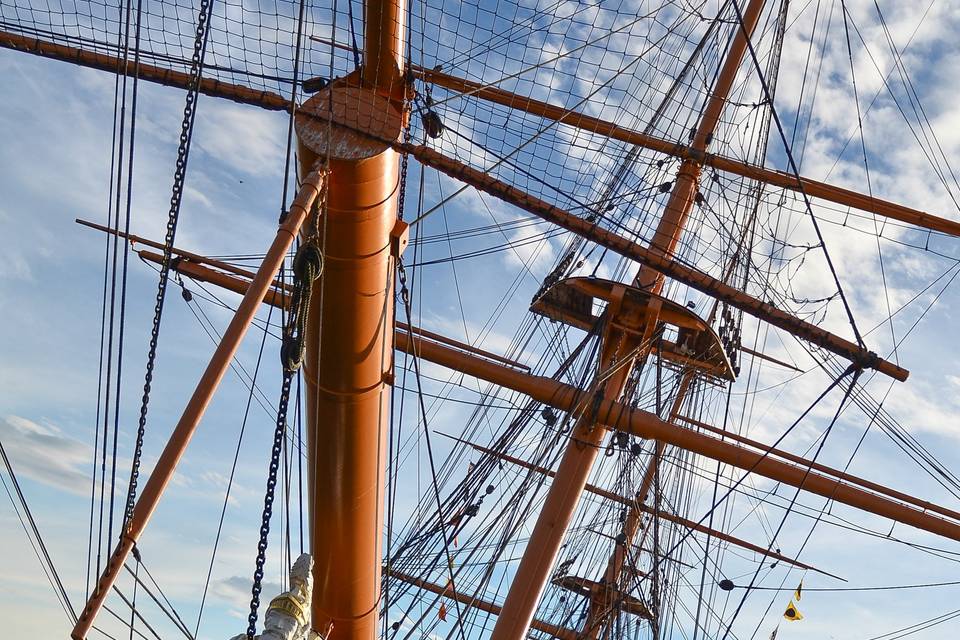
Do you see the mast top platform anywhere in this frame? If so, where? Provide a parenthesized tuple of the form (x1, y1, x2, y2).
(532, 276, 737, 381)
(296, 77, 404, 164)
(552, 574, 653, 620)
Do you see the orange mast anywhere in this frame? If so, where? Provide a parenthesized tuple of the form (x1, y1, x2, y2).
(293, 1, 407, 637)
(490, 2, 768, 638)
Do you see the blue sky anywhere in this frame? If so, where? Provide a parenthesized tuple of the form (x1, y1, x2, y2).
(5, 1, 960, 639)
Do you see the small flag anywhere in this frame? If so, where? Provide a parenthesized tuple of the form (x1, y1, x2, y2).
(467, 462, 475, 474)
(768, 626, 779, 640)
(794, 581, 803, 601)
(783, 600, 803, 621)
(438, 603, 448, 621)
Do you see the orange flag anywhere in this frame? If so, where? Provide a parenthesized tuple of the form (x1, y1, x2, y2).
(438, 603, 448, 621)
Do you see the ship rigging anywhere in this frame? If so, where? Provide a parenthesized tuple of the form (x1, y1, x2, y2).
(3, 0, 960, 639)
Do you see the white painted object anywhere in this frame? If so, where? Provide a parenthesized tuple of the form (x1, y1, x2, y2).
(230, 554, 321, 640)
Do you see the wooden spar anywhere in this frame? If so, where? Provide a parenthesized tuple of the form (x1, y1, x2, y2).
(132, 248, 529, 372)
(739, 344, 804, 372)
(7, 28, 960, 238)
(393, 331, 960, 542)
(69, 168, 327, 640)
(118, 251, 960, 534)
(671, 413, 960, 523)
(385, 142, 908, 382)
(118, 252, 960, 555)
(0, 30, 290, 111)
(491, 3, 767, 637)
(80, 221, 791, 380)
(294, 1, 405, 636)
(413, 65, 960, 239)
(386, 570, 577, 640)
(75, 218, 266, 281)
(442, 435, 835, 578)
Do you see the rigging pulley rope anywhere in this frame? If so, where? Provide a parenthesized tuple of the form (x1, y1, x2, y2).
(246, 173, 327, 640)
(280, 242, 323, 373)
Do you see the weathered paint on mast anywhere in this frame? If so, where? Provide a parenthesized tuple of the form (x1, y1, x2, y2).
(294, 1, 407, 637)
(490, 2, 768, 638)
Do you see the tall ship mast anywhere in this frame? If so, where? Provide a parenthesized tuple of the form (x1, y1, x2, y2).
(3, 0, 960, 639)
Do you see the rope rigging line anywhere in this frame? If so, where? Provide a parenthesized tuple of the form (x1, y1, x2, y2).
(193, 299, 277, 637)
(99, 0, 148, 587)
(718, 367, 863, 639)
(121, 562, 195, 639)
(730, 0, 865, 348)
(396, 259, 471, 640)
(86, 4, 125, 601)
(838, 0, 899, 368)
(120, 0, 217, 539)
(862, 606, 960, 640)
(653, 365, 858, 577)
(110, 586, 162, 640)
(0, 436, 77, 624)
(88, 0, 149, 595)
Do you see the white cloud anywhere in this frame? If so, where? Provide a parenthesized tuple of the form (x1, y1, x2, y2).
(0, 415, 91, 495)
(0, 211, 33, 281)
(212, 574, 282, 608)
(196, 102, 286, 177)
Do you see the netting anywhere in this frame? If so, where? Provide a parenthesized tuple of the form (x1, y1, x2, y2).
(1, 0, 796, 290)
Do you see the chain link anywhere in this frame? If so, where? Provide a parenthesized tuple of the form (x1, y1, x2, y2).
(246, 173, 328, 638)
(246, 368, 295, 639)
(396, 77, 413, 221)
(397, 147, 410, 221)
(122, 0, 216, 529)
(398, 261, 410, 306)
